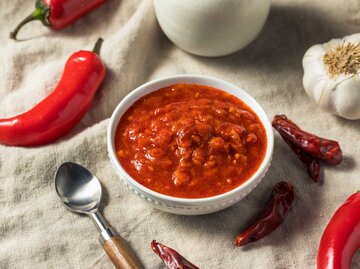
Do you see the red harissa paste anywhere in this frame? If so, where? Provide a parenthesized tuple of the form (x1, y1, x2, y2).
(115, 84, 267, 198)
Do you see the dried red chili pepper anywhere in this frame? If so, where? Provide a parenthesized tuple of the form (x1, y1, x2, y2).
(10, 0, 106, 40)
(272, 115, 342, 165)
(151, 240, 200, 269)
(318, 192, 360, 269)
(282, 134, 320, 182)
(0, 38, 105, 146)
(234, 181, 295, 246)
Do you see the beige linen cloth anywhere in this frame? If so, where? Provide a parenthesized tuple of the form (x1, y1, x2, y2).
(1, 0, 360, 268)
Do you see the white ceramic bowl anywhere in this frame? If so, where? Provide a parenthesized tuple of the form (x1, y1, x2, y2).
(154, 0, 271, 57)
(107, 74, 273, 215)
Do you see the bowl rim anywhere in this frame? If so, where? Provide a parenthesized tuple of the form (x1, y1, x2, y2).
(107, 74, 274, 204)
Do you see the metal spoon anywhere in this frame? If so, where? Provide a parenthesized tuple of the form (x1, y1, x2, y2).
(54, 162, 143, 269)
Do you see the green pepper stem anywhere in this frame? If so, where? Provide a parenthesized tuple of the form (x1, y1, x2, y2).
(10, 14, 38, 40)
(92, 38, 104, 55)
(10, 5, 49, 40)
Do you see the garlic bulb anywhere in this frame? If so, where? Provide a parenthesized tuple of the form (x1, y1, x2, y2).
(302, 33, 360, 120)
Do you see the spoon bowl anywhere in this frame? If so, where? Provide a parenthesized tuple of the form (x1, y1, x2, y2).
(55, 162, 102, 214)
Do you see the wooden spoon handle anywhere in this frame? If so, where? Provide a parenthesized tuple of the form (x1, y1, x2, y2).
(103, 235, 143, 269)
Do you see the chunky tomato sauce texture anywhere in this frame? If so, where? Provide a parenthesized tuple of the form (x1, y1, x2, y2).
(115, 84, 267, 198)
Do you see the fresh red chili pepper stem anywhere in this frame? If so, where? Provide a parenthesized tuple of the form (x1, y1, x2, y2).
(10, 0, 50, 40)
(92, 38, 103, 55)
(10, 14, 37, 40)
(10, 13, 45, 40)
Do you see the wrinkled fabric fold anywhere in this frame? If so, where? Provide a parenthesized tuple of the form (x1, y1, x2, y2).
(0, 0, 359, 268)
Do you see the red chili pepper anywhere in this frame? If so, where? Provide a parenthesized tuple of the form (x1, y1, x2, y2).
(151, 240, 200, 269)
(272, 115, 342, 165)
(0, 38, 105, 146)
(234, 181, 295, 246)
(317, 192, 360, 269)
(282, 134, 320, 182)
(10, 0, 106, 40)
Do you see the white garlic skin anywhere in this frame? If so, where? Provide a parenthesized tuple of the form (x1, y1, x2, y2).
(302, 33, 360, 120)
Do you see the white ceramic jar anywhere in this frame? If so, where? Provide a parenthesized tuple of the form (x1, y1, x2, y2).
(154, 0, 271, 57)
